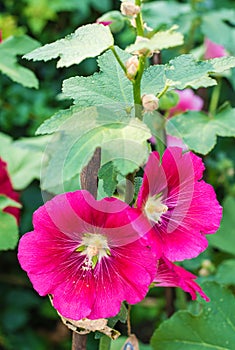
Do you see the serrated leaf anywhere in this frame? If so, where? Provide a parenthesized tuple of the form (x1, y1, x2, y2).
(126, 26, 184, 53)
(98, 162, 118, 196)
(0, 210, 19, 250)
(0, 132, 51, 189)
(142, 54, 235, 95)
(166, 108, 235, 154)
(24, 23, 114, 68)
(202, 9, 235, 55)
(62, 47, 133, 109)
(0, 35, 40, 88)
(151, 282, 235, 350)
(40, 106, 151, 194)
(208, 196, 235, 256)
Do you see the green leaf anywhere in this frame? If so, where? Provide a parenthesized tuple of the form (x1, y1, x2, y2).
(166, 108, 235, 154)
(142, 54, 235, 94)
(0, 210, 19, 250)
(202, 9, 235, 55)
(0, 35, 40, 88)
(151, 282, 235, 350)
(126, 26, 184, 53)
(0, 132, 51, 190)
(39, 106, 151, 194)
(208, 196, 235, 256)
(62, 48, 133, 109)
(142, 1, 190, 29)
(214, 260, 235, 285)
(24, 23, 114, 68)
(98, 162, 118, 197)
(0, 195, 21, 210)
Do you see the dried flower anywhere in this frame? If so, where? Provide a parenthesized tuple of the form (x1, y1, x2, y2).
(120, 2, 140, 17)
(125, 55, 139, 79)
(142, 94, 159, 112)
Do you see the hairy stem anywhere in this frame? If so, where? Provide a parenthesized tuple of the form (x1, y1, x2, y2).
(133, 55, 146, 119)
(135, 0, 144, 36)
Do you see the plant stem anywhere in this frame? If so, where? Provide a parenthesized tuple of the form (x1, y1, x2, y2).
(157, 84, 169, 99)
(110, 46, 127, 73)
(71, 148, 101, 350)
(125, 172, 135, 204)
(209, 79, 221, 117)
(99, 335, 111, 350)
(127, 304, 132, 336)
(133, 55, 146, 119)
(72, 333, 87, 350)
(135, 0, 144, 36)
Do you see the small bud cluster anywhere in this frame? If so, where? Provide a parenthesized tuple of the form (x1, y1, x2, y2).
(120, 1, 140, 17)
(142, 94, 159, 112)
(125, 55, 139, 79)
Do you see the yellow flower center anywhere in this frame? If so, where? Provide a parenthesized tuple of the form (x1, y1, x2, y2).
(76, 233, 111, 270)
(144, 195, 168, 224)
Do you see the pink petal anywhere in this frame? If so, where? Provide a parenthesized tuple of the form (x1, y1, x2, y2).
(18, 190, 158, 320)
(154, 257, 209, 301)
(137, 148, 222, 261)
(204, 38, 227, 59)
(169, 89, 203, 117)
(0, 158, 20, 222)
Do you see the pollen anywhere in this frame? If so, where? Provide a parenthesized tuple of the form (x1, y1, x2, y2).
(144, 195, 168, 224)
(76, 233, 110, 270)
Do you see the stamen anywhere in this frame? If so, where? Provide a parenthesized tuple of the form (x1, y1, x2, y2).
(144, 195, 168, 224)
(76, 233, 110, 270)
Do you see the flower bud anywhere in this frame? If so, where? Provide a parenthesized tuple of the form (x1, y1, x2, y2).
(142, 94, 159, 112)
(120, 2, 140, 17)
(97, 11, 125, 33)
(125, 55, 139, 79)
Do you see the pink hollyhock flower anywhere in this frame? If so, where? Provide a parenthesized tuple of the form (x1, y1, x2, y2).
(167, 89, 204, 149)
(168, 89, 204, 118)
(154, 256, 209, 301)
(136, 147, 222, 262)
(0, 158, 20, 222)
(204, 38, 227, 60)
(96, 20, 112, 26)
(18, 190, 157, 320)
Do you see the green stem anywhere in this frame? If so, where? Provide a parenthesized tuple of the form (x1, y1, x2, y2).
(135, 0, 144, 36)
(133, 55, 146, 119)
(157, 84, 169, 99)
(209, 79, 221, 117)
(110, 46, 126, 73)
(99, 335, 111, 350)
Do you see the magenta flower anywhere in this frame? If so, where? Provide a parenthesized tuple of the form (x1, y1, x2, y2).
(96, 20, 112, 26)
(168, 89, 203, 118)
(18, 190, 157, 320)
(136, 147, 222, 262)
(204, 38, 227, 60)
(0, 158, 20, 222)
(154, 256, 209, 301)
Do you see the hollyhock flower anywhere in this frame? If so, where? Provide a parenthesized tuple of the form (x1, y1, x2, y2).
(204, 38, 227, 60)
(18, 190, 157, 320)
(136, 147, 222, 262)
(0, 158, 20, 222)
(168, 89, 203, 118)
(167, 89, 204, 149)
(154, 256, 209, 301)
